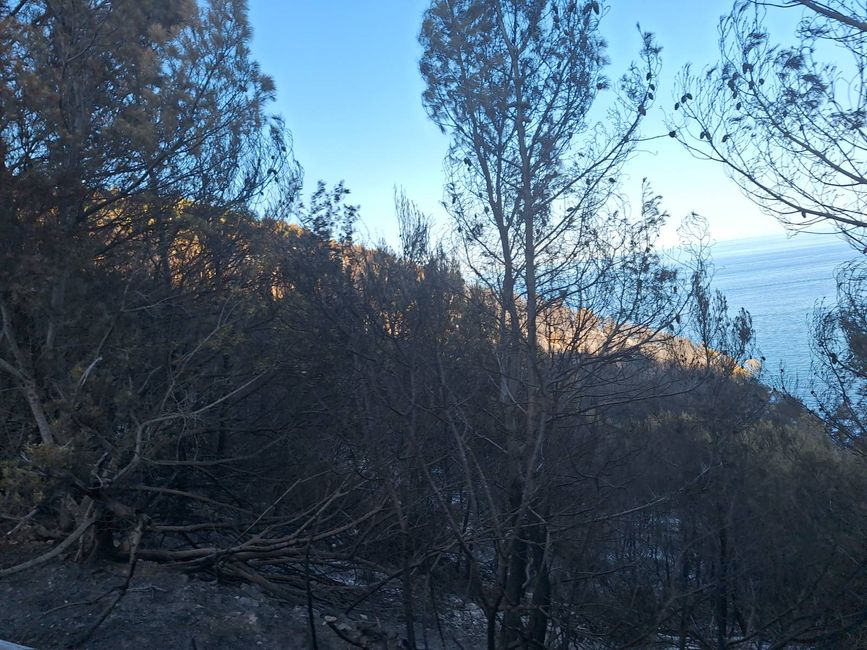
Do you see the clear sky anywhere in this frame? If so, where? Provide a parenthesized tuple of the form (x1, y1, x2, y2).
(247, 1, 799, 248)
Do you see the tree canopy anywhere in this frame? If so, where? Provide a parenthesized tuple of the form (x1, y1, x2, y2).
(1, 1, 866, 648)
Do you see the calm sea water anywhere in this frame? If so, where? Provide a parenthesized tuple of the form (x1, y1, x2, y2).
(710, 233, 857, 397)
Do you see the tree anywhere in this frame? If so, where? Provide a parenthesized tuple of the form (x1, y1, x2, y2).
(0, 0, 298, 564)
(671, 0, 867, 446)
(420, 2, 690, 645)
(673, 0, 867, 243)
(0, 0, 295, 438)
(672, 4, 867, 642)
(814, 260, 867, 451)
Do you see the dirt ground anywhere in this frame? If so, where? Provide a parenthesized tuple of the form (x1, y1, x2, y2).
(0, 543, 485, 649)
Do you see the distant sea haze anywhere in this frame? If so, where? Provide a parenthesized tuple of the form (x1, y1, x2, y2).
(710, 232, 857, 399)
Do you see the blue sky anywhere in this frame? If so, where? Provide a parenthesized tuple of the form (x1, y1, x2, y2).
(247, 1, 798, 247)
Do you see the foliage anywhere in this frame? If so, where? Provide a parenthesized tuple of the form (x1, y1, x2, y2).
(672, 0, 867, 460)
(0, 1, 865, 648)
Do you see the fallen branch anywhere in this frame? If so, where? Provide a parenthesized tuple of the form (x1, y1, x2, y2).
(75, 515, 146, 646)
(4, 507, 38, 537)
(0, 510, 96, 578)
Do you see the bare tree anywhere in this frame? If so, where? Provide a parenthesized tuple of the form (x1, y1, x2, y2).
(672, 0, 867, 244)
(671, 0, 867, 447)
(671, 4, 867, 642)
(419, 2, 693, 646)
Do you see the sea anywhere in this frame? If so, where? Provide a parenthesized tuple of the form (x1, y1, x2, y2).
(708, 232, 858, 400)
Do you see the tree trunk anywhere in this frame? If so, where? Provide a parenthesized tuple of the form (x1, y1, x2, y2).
(715, 508, 729, 650)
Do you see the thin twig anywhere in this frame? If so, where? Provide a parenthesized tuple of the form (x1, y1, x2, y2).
(42, 586, 167, 615)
